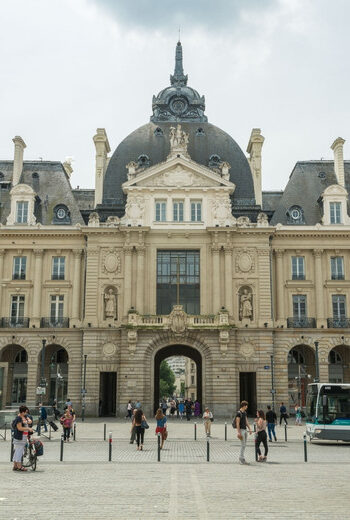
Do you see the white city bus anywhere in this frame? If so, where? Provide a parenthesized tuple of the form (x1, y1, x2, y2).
(306, 383, 350, 441)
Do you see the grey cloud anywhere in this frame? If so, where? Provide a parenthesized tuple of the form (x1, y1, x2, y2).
(89, 0, 276, 31)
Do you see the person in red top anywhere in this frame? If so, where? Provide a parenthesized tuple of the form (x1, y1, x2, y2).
(60, 409, 73, 442)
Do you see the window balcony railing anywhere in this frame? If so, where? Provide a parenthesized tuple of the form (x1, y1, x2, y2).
(291, 274, 306, 280)
(40, 317, 70, 328)
(0, 317, 30, 328)
(331, 274, 345, 280)
(327, 318, 350, 328)
(287, 317, 316, 328)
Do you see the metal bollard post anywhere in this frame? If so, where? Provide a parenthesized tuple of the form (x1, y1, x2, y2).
(255, 435, 258, 462)
(303, 434, 307, 462)
(4, 423, 7, 441)
(37, 418, 41, 437)
(104, 423, 106, 441)
(109, 432, 112, 462)
(73, 423, 76, 441)
(60, 434, 64, 462)
(194, 422, 197, 441)
(284, 423, 287, 442)
(207, 438, 210, 462)
(157, 433, 161, 462)
(225, 421, 227, 441)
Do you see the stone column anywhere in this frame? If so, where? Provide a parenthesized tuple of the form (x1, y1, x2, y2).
(71, 250, 82, 326)
(26, 355, 39, 407)
(224, 247, 233, 315)
(123, 246, 133, 316)
(212, 246, 220, 314)
(31, 249, 44, 327)
(313, 249, 326, 327)
(136, 246, 145, 315)
(0, 250, 5, 316)
(275, 249, 285, 324)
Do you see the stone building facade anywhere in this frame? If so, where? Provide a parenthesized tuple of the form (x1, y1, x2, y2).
(0, 42, 349, 416)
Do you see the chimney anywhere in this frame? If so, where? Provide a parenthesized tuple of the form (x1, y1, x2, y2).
(247, 128, 264, 206)
(331, 137, 345, 187)
(93, 128, 110, 207)
(12, 136, 26, 185)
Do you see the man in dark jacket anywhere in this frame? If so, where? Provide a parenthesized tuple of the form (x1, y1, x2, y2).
(279, 402, 288, 425)
(266, 405, 277, 441)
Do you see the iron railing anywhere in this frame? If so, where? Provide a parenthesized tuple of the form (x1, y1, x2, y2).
(40, 317, 70, 328)
(327, 318, 350, 328)
(287, 317, 316, 328)
(0, 317, 30, 328)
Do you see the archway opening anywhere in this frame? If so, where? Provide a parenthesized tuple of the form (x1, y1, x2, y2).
(154, 345, 202, 414)
(329, 345, 350, 383)
(0, 345, 28, 406)
(288, 345, 315, 411)
(38, 344, 68, 406)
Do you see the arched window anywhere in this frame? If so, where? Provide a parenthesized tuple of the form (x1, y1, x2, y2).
(286, 205, 304, 224)
(288, 348, 305, 365)
(329, 350, 342, 364)
(14, 350, 27, 363)
(208, 154, 221, 168)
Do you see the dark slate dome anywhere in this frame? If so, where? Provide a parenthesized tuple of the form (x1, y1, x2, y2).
(102, 42, 255, 213)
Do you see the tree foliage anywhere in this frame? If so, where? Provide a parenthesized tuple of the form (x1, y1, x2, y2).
(159, 360, 176, 398)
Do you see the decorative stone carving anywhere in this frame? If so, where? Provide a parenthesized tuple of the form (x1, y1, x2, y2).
(239, 341, 255, 359)
(257, 212, 269, 227)
(102, 342, 117, 357)
(104, 288, 117, 320)
(126, 161, 138, 180)
(219, 330, 229, 357)
(239, 287, 253, 321)
(237, 216, 251, 227)
(122, 195, 145, 226)
(220, 161, 231, 180)
(106, 216, 120, 227)
(88, 212, 100, 227)
(168, 124, 190, 158)
(236, 250, 255, 273)
(211, 197, 235, 227)
(127, 330, 138, 356)
(103, 250, 121, 275)
(169, 305, 187, 335)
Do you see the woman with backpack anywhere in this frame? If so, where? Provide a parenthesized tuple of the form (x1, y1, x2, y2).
(12, 405, 34, 471)
(132, 409, 147, 451)
(60, 409, 73, 442)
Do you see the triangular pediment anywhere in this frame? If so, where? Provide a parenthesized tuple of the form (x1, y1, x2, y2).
(122, 156, 235, 191)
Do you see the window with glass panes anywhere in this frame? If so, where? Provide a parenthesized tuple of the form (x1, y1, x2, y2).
(15, 201, 28, 223)
(331, 257, 344, 280)
(190, 201, 202, 222)
(11, 295, 25, 322)
(50, 295, 64, 321)
(173, 201, 184, 222)
(291, 256, 305, 280)
(155, 201, 167, 222)
(330, 202, 342, 224)
(12, 256, 27, 280)
(52, 257, 65, 280)
(157, 250, 200, 315)
(332, 295, 346, 319)
(293, 295, 307, 318)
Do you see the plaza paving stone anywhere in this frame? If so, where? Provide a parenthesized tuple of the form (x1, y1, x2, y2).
(0, 418, 349, 519)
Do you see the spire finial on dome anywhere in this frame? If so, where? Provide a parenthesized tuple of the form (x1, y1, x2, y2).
(170, 40, 188, 86)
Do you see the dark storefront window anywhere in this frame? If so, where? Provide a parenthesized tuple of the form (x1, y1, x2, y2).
(157, 250, 200, 315)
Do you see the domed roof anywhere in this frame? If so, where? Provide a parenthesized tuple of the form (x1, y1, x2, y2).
(102, 43, 255, 212)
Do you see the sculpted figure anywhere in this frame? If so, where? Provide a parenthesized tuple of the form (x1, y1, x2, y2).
(104, 289, 116, 319)
(239, 288, 253, 320)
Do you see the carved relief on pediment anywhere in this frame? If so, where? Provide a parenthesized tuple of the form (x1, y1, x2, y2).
(211, 196, 236, 226)
(139, 166, 219, 188)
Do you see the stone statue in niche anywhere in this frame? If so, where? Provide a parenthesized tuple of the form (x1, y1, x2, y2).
(239, 287, 253, 321)
(104, 289, 117, 319)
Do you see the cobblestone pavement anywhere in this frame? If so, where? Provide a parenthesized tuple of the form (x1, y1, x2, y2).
(1, 419, 349, 519)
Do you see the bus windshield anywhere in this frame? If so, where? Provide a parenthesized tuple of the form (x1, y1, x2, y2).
(318, 385, 350, 424)
(306, 384, 318, 423)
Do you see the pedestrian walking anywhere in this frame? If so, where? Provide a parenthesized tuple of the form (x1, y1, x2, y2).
(52, 399, 61, 421)
(132, 409, 147, 451)
(135, 400, 141, 410)
(234, 400, 252, 465)
(65, 398, 72, 407)
(155, 408, 167, 449)
(279, 402, 288, 425)
(185, 399, 193, 421)
(194, 400, 201, 417)
(126, 400, 133, 419)
(178, 401, 185, 419)
(12, 405, 34, 471)
(36, 403, 48, 433)
(255, 410, 268, 462)
(130, 409, 137, 443)
(161, 398, 168, 416)
(203, 407, 213, 437)
(60, 409, 73, 442)
(266, 405, 277, 442)
(295, 405, 302, 426)
(170, 399, 176, 417)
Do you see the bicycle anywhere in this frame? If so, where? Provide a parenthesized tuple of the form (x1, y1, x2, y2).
(22, 436, 38, 471)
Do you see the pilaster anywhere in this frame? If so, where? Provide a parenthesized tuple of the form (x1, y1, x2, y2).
(31, 249, 44, 328)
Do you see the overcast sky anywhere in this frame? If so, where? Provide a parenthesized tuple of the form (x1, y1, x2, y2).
(1, 0, 349, 191)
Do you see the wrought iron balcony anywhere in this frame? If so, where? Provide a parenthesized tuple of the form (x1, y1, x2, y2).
(287, 317, 316, 328)
(331, 274, 345, 280)
(0, 317, 30, 328)
(327, 318, 350, 328)
(292, 274, 306, 280)
(40, 317, 70, 328)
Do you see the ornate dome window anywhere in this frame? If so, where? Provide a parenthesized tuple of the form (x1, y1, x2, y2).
(196, 128, 205, 136)
(209, 154, 221, 168)
(154, 127, 163, 137)
(137, 154, 150, 169)
(32, 172, 39, 179)
(286, 205, 304, 224)
(53, 204, 71, 224)
(318, 171, 326, 179)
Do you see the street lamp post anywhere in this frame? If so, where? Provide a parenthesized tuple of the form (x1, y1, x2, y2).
(314, 341, 320, 383)
(40, 338, 47, 389)
(270, 354, 276, 411)
(82, 354, 87, 422)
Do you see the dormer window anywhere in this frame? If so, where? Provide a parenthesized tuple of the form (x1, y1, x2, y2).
(138, 154, 150, 169)
(53, 204, 71, 224)
(209, 154, 221, 169)
(330, 202, 342, 224)
(287, 205, 304, 224)
(154, 127, 163, 137)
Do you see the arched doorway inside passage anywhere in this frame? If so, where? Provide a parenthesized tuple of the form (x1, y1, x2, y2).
(153, 345, 202, 414)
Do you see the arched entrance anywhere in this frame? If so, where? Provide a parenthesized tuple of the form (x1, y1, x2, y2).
(154, 345, 202, 413)
(38, 344, 68, 406)
(288, 345, 315, 410)
(329, 345, 350, 383)
(0, 345, 28, 406)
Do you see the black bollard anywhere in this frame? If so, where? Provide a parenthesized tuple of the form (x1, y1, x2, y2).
(73, 423, 76, 441)
(109, 432, 112, 462)
(157, 433, 161, 462)
(104, 423, 106, 441)
(37, 418, 41, 437)
(225, 422, 227, 441)
(4, 423, 7, 441)
(255, 435, 258, 462)
(207, 438, 210, 462)
(60, 434, 64, 462)
(303, 434, 307, 462)
(284, 423, 287, 442)
(194, 422, 197, 441)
